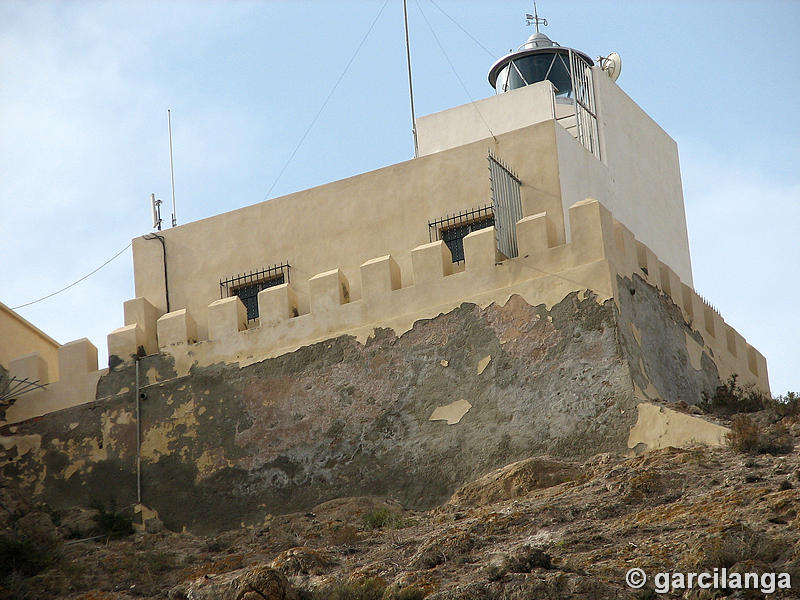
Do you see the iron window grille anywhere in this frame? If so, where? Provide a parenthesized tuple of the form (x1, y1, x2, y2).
(428, 205, 494, 264)
(220, 263, 290, 321)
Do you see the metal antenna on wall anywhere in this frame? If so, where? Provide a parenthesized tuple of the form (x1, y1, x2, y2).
(150, 193, 163, 231)
(167, 109, 177, 227)
(403, 0, 419, 158)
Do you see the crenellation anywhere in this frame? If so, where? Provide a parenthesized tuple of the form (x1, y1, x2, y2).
(411, 240, 454, 284)
(360, 255, 401, 300)
(3, 337, 107, 425)
(610, 220, 639, 278)
(58, 338, 98, 380)
(207, 296, 247, 341)
(703, 305, 719, 339)
(156, 309, 198, 349)
(123, 297, 162, 355)
(725, 325, 739, 358)
(516, 212, 552, 254)
(463, 227, 500, 271)
(309, 268, 350, 313)
(8, 352, 49, 385)
(681, 283, 695, 322)
(568, 199, 615, 262)
(257, 283, 299, 325)
(635, 241, 662, 289)
(107, 324, 145, 361)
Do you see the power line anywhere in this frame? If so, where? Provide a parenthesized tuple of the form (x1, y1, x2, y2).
(427, 0, 496, 59)
(414, 0, 496, 142)
(260, 0, 390, 203)
(12, 243, 132, 310)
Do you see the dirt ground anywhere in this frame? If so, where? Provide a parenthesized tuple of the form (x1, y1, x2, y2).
(2, 411, 799, 600)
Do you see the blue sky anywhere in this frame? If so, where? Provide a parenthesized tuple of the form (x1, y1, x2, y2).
(1, 1, 798, 395)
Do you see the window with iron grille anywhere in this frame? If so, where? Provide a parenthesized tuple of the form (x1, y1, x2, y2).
(428, 205, 494, 263)
(220, 263, 290, 321)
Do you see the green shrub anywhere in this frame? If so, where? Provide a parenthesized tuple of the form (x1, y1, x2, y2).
(502, 545, 552, 573)
(773, 391, 800, 418)
(726, 416, 792, 455)
(392, 587, 426, 600)
(363, 507, 412, 530)
(90, 498, 134, 539)
(310, 577, 386, 600)
(701, 375, 767, 415)
(0, 535, 53, 580)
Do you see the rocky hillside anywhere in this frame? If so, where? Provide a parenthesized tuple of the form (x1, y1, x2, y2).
(2, 403, 798, 600)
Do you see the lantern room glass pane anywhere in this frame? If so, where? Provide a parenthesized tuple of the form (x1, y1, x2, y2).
(503, 52, 573, 98)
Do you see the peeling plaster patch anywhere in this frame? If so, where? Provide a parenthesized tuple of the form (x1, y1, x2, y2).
(440, 360, 449, 367)
(628, 402, 728, 452)
(429, 399, 472, 425)
(0, 434, 41, 457)
(477, 355, 491, 375)
(630, 323, 642, 345)
(102, 409, 134, 451)
(141, 400, 198, 460)
(196, 448, 232, 477)
(686, 332, 704, 370)
(146, 367, 159, 384)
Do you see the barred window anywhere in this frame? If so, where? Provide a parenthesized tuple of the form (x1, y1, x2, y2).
(220, 263, 290, 321)
(428, 205, 494, 263)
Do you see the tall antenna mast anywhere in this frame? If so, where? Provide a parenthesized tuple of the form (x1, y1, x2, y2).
(167, 109, 177, 227)
(403, 0, 419, 158)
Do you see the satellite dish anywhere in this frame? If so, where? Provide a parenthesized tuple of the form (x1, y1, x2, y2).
(601, 52, 622, 82)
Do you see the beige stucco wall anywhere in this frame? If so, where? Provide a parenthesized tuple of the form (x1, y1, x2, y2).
(2, 338, 107, 426)
(416, 69, 694, 286)
(0, 302, 59, 380)
(133, 119, 566, 341)
(416, 80, 559, 156)
(591, 69, 693, 285)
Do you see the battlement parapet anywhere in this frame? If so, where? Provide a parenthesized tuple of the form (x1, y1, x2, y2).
(107, 198, 768, 396)
(609, 219, 768, 390)
(4, 339, 106, 425)
(2, 199, 769, 426)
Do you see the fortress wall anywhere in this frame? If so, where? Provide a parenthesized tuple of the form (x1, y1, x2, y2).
(4, 339, 107, 425)
(108, 199, 617, 382)
(0, 301, 60, 379)
(608, 220, 769, 395)
(1, 289, 640, 534)
(3, 199, 769, 427)
(0, 258, 745, 535)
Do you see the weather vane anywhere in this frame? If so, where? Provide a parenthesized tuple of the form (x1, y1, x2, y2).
(525, 2, 548, 33)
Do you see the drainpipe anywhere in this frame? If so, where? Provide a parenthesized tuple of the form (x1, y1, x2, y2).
(143, 233, 170, 313)
(135, 357, 142, 505)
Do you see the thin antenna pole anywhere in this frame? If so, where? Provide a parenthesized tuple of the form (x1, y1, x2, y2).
(403, 0, 419, 158)
(167, 109, 177, 227)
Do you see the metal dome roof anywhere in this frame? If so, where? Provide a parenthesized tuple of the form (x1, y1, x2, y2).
(523, 31, 555, 49)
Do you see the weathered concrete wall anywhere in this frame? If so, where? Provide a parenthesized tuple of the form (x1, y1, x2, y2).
(1, 278, 746, 535)
(2, 293, 638, 534)
(616, 273, 721, 406)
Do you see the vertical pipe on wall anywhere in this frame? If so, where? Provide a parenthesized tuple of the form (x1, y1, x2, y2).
(135, 357, 141, 505)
